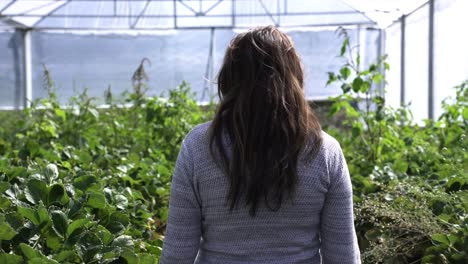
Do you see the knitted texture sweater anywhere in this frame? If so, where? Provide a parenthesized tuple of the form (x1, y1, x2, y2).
(160, 122, 361, 264)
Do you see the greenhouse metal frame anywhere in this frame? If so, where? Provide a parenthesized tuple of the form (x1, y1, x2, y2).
(0, 0, 464, 121)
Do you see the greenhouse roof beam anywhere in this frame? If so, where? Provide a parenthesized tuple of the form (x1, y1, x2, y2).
(204, 0, 224, 16)
(2, 0, 433, 30)
(23, 21, 375, 31)
(1, 11, 369, 19)
(0, 16, 27, 28)
(131, 0, 152, 29)
(258, 0, 278, 26)
(179, 0, 198, 15)
(32, 0, 71, 27)
(0, 0, 16, 14)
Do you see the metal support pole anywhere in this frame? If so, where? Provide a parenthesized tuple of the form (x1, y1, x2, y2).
(428, 0, 435, 119)
(377, 28, 385, 96)
(231, 0, 235, 27)
(173, 0, 177, 28)
(210, 28, 215, 98)
(400, 15, 406, 107)
(357, 25, 365, 71)
(23, 29, 32, 108)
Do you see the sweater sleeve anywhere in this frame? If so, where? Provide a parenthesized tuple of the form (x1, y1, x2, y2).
(320, 142, 361, 264)
(160, 138, 202, 264)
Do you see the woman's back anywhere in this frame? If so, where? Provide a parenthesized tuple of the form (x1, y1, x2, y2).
(160, 122, 360, 263)
(160, 26, 360, 263)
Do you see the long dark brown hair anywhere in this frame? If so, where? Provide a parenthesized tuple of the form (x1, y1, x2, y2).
(209, 26, 322, 216)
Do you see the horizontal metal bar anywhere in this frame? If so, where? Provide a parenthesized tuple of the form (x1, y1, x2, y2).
(385, 0, 429, 29)
(8, 0, 293, 2)
(15, 21, 375, 31)
(2, 10, 367, 18)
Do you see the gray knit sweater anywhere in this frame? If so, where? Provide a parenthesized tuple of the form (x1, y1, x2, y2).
(160, 121, 361, 264)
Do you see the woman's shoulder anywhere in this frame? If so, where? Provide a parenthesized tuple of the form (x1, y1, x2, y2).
(320, 131, 341, 149)
(182, 121, 213, 148)
(316, 131, 344, 159)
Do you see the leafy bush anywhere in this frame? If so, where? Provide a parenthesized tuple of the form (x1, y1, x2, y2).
(0, 67, 210, 263)
(0, 31, 466, 264)
(326, 28, 467, 263)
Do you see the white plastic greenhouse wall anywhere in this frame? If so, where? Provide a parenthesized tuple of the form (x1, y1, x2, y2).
(1, 0, 467, 122)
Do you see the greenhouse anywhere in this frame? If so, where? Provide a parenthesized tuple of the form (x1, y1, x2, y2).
(0, 0, 466, 263)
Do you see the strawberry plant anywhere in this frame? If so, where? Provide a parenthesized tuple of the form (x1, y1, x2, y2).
(326, 28, 467, 263)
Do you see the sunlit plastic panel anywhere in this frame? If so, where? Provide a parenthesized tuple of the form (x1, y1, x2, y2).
(434, 0, 468, 118)
(177, 16, 231, 28)
(234, 0, 280, 27)
(0, 31, 24, 108)
(175, 0, 232, 28)
(1, 0, 67, 27)
(285, 0, 358, 13)
(280, 13, 372, 27)
(404, 4, 429, 121)
(37, 17, 139, 29)
(30, 30, 212, 102)
(385, 21, 401, 109)
(53, 1, 151, 16)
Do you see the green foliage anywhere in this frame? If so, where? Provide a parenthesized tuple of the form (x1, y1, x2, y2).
(0, 65, 210, 262)
(327, 28, 467, 263)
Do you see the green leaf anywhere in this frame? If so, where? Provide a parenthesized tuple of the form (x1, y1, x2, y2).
(114, 195, 128, 210)
(352, 77, 364, 93)
(50, 210, 68, 239)
(0, 221, 17, 240)
(463, 107, 468, 120)
(351, 122, 363, 139)
(73, 175, 97, 191)
(5, 212, 23, 229)
(340, 38, 349, 56)
(0, 196, 12, 210)
(19, 243, 42, 260)
(25, 179, 48, 205)
(54, 108, 66, 121)
(67, 219, 90, 237)
(96, 226, 114, 245)
(326, 72, 337, 86)
(384, 62, 390, 70)
(52, 251, 76, 262)
(112, 235, 134, 249)
(340, 67, 351, 80)
(139, 253, 158, 264)
(46, 234, 62, 251)
(0, 253, 23, 264)
(372, 73, 384, 84)
(28, 257, 59, 264)
(0, 182, 11, 193)
(18, 206, 40, 226)
(105, 212, 130, 234)
(77, 232, 103, 263)
(48, 184, 68, 206)
(431, 234, 450, 245)
(37, 203, 50, 225)
(44, 164, 59, 184)
(121, 250, 139, 264)
(393, 159, 409, 173)
(86, 192, 107, 209)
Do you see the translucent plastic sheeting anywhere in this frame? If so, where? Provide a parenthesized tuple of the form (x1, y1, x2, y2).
(344, 0, 428, 27)
(0, 31, 24, 109)
(434, 0, 468, 118)
(30, 30, 212, 103)
(404, 4, 429, 121)
(0, 0, 382, 30)
(0, 28, 374, 107)
(385, 21, 401, 110)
